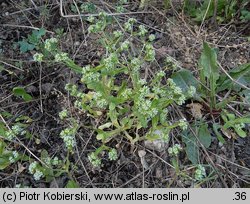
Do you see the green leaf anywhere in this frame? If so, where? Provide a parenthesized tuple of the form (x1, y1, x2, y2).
(13, 87, 32, 101)
(18, 40, 35, 53)
(198, 123, 212, 148)
(200, 42, 219, 81)
(28, 28, 46, 45)
(98, 122, 112, 130)
(66, 180, 79, 188)
(240, 89, 250, 104)
(234, 116, 250, 124)
(234, 127, 247, 138)
(0, 140, 6, 154)
(0, 157, 11, 170)
(241, 10, 250, 21)
(0, 150, 12, 170)
(109, 103, 116, 111)
(0, 123, 7, 137)
(15, 115, 33, 123)
(212, 123, 225, 144)
(215, 96, 236, 109)
(199, 42, 219, 107)
(96, 130, 112, 142)
(217, 63, 250, 92)
(182, 130, 199, 164)
(223, 115, 250, 129)
(171, 69, 199, 94)
(65, 59, 84, 73)
(41, 150, 49, 164)
(1, 111, 13, 118)
(34, 28, 46, 39)
(107, 108, 119, 127)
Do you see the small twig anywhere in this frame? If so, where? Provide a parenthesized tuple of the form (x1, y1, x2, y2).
(0, 24, 54, 34)
(39, 63, 43, 113)
(30, 0, 38, 9)
(198, 0, 212, 36)
(208, 151, 250, 172)
(75, 145, 94, 187)
(0, 60, 24, 71)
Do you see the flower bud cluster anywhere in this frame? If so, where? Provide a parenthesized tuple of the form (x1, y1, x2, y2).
(5, 124, 26, 141)
(168, 144, 182, 156)
(33, 53, 43, 62)
(28, 161, 44, 181)
(145, 44, 155, 62)
(195, 165, 206, 181)
(60, 127, 76, 151)
(44, 38, 58, 51)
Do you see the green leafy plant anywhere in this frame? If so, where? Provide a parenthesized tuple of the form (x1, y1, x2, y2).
(0, 139, 22, 170)
(217, 63, 250, 104)
(28, 150, 67, 182)
(172, 42, 249, 163)
(240, 9, 250, 21)
(181, 121, 212, 165)
(0, 113, 31, 170)
(198, 44, 250, 140)
(31, 13, 196, 167)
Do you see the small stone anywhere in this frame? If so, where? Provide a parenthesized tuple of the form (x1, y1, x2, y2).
(155, 168, 162, 179)
(144, 139, 168, 152)
(74, 41, 80, 46)
(138, 150, 146, 158)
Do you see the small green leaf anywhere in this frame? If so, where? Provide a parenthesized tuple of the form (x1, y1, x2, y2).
(66, 180, 79, 188)
(109, 103, 116, 111)
(0, 123, 7, 137)
(0, 140, 6, 154)
(215, 96, 236, 109)
(234, 127, 247, 138)
(217, 63, 250, 92)
(182, 130, 199, 164)
(171, 69, 199, 94)
(240, 89, 250, 104)
(226, 113, 236, 121)
(198, 123, 212, 148)
(0, 157, 11, 170)
(1, 111, 13, 118)
(18, 40, 35, 53)
(98, 122, 112, 130)
(0, 150, 12, 170)
(41, 150, 49, 164)
(13, 87, 32, 101)
(212, 123, 225, 144)
(28, 28, 46, 44)
(234, 117, 250, 124)
(34, 28, 46, 39)
(15, 115, 33, 123)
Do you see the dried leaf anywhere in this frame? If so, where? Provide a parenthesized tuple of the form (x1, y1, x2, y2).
(17, 162, 25, 173)
(187, 103, 203, 119)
